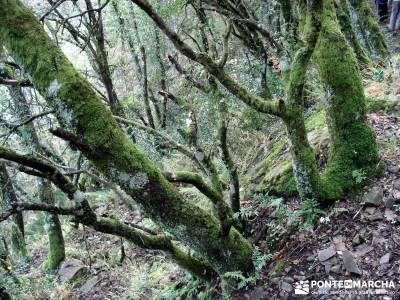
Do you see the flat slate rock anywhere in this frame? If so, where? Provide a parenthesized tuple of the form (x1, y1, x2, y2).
(379, 253, 391, 265)
(342, 250, 362, 276)
(57, 258, 87, 283)
(318, 245, 336, 262)
(362, 188, 384, 207)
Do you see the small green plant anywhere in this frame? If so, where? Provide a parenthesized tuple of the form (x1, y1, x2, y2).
(292, 199, 326, 230)
(394, 204, 400, 214)
(270, 259, 284, 278)
(233, 206, 258, 219)
(352, 169, 367, 184)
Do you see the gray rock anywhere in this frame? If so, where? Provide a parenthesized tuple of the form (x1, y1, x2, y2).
(283, 277, 294, 283)
(379, 253, 391, 265)
(306, 255, 315, 262)
(250, 287, 266, 300)
(367, 212, 384, 221)
(318, 245, 336, 262)
(352, 234, 361, 245)
(331, 265, 341, 274)
(294, 275, 306, 281)
(342, 250, 362, 275)
(388, 165, 400, 173)
(364, 207, 376, 215)
(80, 276, 99, 294)
(57, 258, 87, 283)
(362, 188, 384, 207)
(270, 278, 280, 285)
(394, 180, 400, 191)
(281, 281, 293, 292)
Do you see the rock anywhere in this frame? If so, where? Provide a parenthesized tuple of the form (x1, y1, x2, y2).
(393, 190, 400, 200)
(355, 245, 373, 257)
(324, 263, 331, 274)
(366, 212, 384, 221)
(80, 276, 99, 294)
(342, 250, 362, 276)
(379, 253, 391, 265)
(270, 278, 280, 285)
(388, 165, 400, 173)
(333, 236, 347, 251)
(318, 245, 336, 262)
(283, 277, 294, 283)
(57, 258, 87, 283)
(294, 275, 306, 281)
(385, 209, 397, 222)
(393, 180, 400, 191)
(352, 234, 361, 245)
(281, 281, 293, 293)
(306, 255, 315, 262)
(362, 188, 384, 207)
(364, 207, 376, 215)
(250, 287, 266, 300)
(331, 265, 341, 274)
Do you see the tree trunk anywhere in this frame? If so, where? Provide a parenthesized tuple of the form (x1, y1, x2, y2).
(0, 0, 253, 276)
(40, 180, 66, 269)
(335, 0, 371, 66)
(350, 0, 389, 58)
(315, 0, 380, 199)
(8, 83, 66, 269)
(0, 164, 27, 258)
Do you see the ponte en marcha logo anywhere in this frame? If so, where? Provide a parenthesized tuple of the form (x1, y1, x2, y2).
(294, 279, 397, 295)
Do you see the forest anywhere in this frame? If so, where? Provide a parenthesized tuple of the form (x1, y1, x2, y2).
(0, 0, 399, 299)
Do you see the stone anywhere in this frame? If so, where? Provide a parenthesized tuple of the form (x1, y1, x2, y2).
(362, 188, 384, 207)
(388, 165, 400, 173)
(384, 209, 397, 222)
(250, 287, 266, 300)
(306, 255, 315, 262)
(283, 277, 294, 283)
(366, 212, 384, 221)
(331, 265, 341, 274)
(57, 258, 87, 283)
(294, 275, 306, 281)
(393, 180, 400, 191)
(80, 276, 99, 294)
(352, 234, 361, 245)
(318, 245, 336, 262)
(379, 253, 391, 265)
(364, 207, 376, 215)
(342, 250, 362, 276)
(281, 281, 293, 293)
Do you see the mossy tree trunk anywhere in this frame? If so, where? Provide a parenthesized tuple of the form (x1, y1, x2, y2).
(335, 0, 371, 66)
(0, 0, 253, 276)
(350, 0, 389, 58)
(314, 0, 380, 199)
(0, 164, 27, 258)
(281, 0, 379, 201)
(40, 180, 65, 270)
